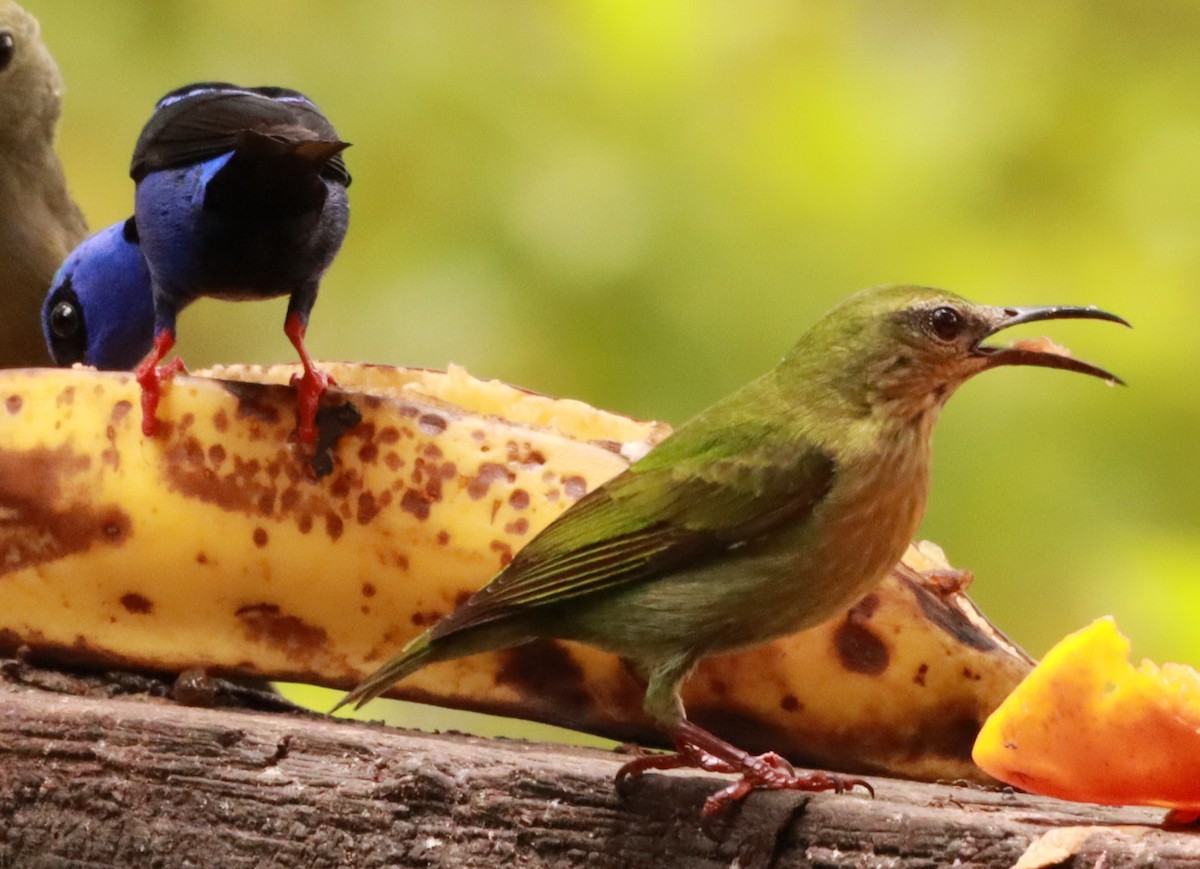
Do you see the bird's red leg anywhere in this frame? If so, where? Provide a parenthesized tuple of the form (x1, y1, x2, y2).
(616, 720, 872, 818)
(283, 312, 333, 445)
(134, 329, 186, 437)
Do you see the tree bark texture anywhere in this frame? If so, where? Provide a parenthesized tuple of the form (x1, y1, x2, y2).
(0, 671, 1197, 869)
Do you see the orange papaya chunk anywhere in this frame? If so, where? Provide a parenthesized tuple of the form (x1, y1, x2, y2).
(973, 616, 1200, 811)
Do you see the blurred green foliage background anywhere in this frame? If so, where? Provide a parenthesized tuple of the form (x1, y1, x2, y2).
(30, 2, 1200, 686)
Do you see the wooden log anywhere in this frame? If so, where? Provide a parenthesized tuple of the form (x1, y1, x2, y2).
(0, 669, 1195, 869)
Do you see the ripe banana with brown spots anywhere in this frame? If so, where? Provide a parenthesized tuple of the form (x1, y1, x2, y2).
(0, 362, 1031, 783)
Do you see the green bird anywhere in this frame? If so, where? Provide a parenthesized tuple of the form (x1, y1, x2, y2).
(0, 1, 87, 368)
(337, 285, 1126, 816)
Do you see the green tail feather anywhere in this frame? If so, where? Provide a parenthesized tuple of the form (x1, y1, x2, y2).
(332, 632, 434, 713)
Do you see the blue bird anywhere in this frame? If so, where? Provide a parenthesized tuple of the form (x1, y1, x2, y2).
(129, 82, 351, 444)
(42, 218, 155, 371)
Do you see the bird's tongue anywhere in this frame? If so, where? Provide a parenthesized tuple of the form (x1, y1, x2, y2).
(979, 334, 1123, 384)
(1006, 335, 1073, 357)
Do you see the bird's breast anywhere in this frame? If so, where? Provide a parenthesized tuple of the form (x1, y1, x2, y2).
(135, 164, 349, 298)
(705, 426, 933, 648)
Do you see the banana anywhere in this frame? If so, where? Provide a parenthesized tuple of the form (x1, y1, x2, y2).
(0, 363, 1031, 782)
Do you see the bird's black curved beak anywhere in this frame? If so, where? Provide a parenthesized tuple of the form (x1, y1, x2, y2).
(974, 305, 1130, 385)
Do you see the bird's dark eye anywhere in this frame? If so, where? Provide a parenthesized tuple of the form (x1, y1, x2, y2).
(928, 306, 965, 342)
(44, 280, 88, 366)
(0, 33, 14, 73)
(50, 301, 81, 339)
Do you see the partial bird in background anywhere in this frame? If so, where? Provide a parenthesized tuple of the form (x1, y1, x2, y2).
(0, 1, 87, 368)
(129, 82, 351, 444)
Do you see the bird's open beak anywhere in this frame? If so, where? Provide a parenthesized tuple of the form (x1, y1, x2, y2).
(973, 305, 1130, 385)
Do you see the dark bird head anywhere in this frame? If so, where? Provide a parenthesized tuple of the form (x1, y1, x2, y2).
(783, 285, 1128, 419)
(43, 218, 156, 370)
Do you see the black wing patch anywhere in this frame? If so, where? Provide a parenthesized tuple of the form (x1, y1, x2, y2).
(131, 85, 351, 186)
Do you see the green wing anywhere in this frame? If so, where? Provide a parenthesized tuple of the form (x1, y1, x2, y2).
(431, 416, 836, 641)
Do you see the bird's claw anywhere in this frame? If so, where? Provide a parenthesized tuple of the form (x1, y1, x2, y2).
(616, 740, 871, 819)
(615, 750, 693, 795)
(617, 743, 746, 802)
(699, 756, 873, 819)
(753, 751, 796, 776)
(616, 740, 761, 796)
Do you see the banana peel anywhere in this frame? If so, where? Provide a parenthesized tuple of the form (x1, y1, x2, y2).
(0, 362, 1032, 783)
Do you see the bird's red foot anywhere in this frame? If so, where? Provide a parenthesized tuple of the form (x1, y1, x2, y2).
(699, 754, 872, 818)
(618, 719, 873, 820)
(615, 747, 731, 795)
(290, 366, 333, 445)
(134, 331, 185, 437)
(283, 311, 334, 445)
